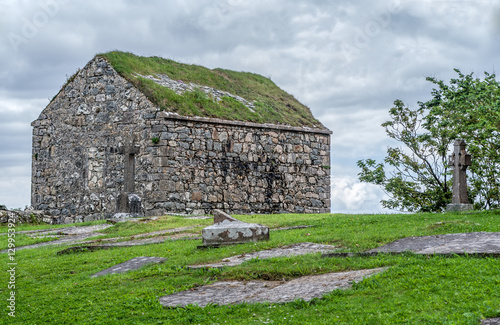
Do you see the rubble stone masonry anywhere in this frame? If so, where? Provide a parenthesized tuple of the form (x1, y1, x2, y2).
(31, 57, 331, 222)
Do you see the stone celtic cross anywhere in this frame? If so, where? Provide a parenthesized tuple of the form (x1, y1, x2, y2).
(447, 139, 472, 211)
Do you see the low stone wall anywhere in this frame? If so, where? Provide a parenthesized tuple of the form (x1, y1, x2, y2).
(0, 210, 72, 225)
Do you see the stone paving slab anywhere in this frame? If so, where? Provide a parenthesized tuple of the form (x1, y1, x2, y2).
(159, 267, 386, 307)
(189, 242, 338, 269)
(91, 256, 167, 277)
(482, 318, 500, 325)
(368, 232, 500, 254)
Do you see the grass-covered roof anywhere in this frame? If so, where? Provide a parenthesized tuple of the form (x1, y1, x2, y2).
(98, 51, 325, 129)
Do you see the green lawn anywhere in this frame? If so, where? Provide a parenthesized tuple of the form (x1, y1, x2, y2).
(1, 211, 499, 324)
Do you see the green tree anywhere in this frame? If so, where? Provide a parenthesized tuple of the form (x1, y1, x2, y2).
(358, 70, 500, 212)
(357, 99, 453, 212)
(425, 70, 500, 209)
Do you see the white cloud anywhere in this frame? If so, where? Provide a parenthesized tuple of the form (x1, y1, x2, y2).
(0, 165, 31, 210)
(331, 175, 389, 213)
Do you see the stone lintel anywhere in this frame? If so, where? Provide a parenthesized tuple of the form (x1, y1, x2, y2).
(446, 203, 474, 212)
(156, 111, 332, 135)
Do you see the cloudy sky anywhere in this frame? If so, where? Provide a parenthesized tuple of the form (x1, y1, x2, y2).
(1, 0, 499, 212)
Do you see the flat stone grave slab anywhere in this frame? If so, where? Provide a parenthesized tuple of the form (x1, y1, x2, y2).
(107, 216, 159, 224)
(130, 226, 197, 239)
(159, 267, 386, 307)
(273, 225, 314, 231)
(0, 225, 114, 253)
(91, 256, 167, 277)
(44, 224, 113, 236)
(57, 232, 202, 254)
(3, 225, 201, 254)
(368, 232, 500, 255)
(189, 242, 338, 269)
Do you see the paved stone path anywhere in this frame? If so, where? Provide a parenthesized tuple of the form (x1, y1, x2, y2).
(482, 318, 500, 325)
(91, 256, 167, 277)
(189, 242, 338, 269)
(368, 232, 500, 254)
(159, 267, 386, 307)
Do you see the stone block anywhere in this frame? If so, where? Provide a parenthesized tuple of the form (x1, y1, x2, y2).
(201, 210, 269, 247)
(446, 203, 473, 212)
(191, 191, 203, 201)
(63, 217, 74, 224)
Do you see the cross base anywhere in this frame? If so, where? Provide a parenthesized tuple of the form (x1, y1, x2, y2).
(446, 203, 473, 212)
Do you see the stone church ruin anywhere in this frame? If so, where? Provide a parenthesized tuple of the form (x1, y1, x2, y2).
(31, 51, 331, 222)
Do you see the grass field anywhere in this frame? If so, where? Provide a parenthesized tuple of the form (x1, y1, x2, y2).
(1, 211, 499, 324)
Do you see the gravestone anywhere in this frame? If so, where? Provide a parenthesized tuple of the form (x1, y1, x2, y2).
(367, 232, 500, 255)
(90, 256, 166, 277)
(447, 139, 473, 212)
(127, 194, 143, 216)
(201, 210, 269, 247)
(159, 267, 386, 307)
(190, 242, 338, 268)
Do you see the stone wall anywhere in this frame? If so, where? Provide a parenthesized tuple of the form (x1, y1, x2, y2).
(31, 56, 331, 222)
(31, 56, 154, 222)
(143, 114, 331, 216)
(0, 209, 64, 225)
